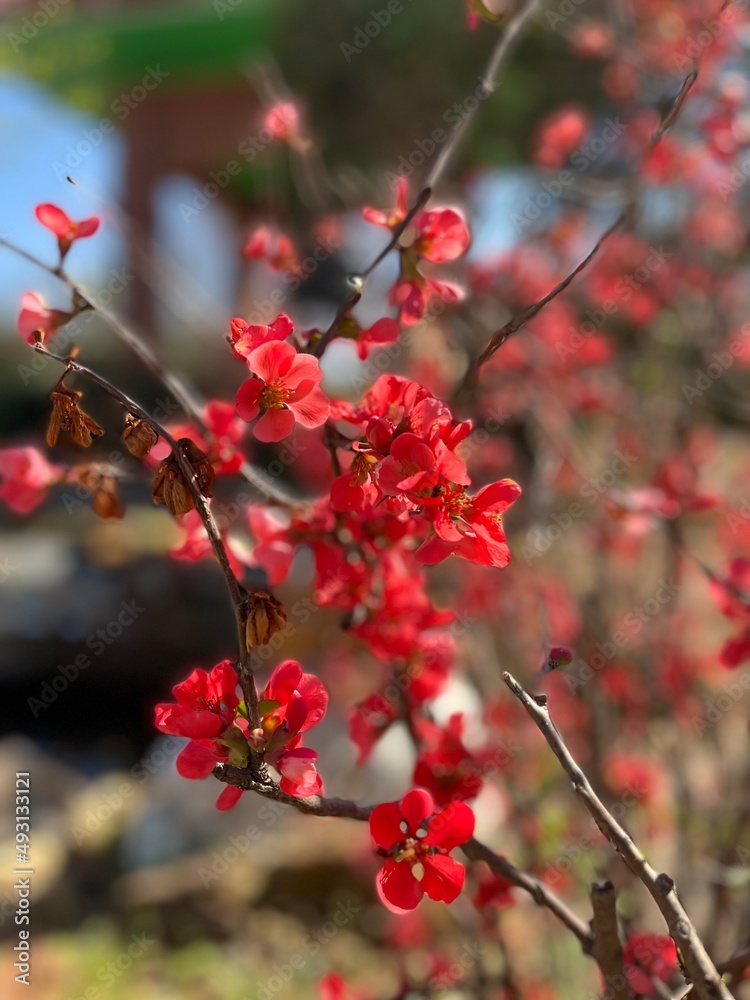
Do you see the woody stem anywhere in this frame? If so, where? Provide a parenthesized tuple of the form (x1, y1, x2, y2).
(35, 344, 261, 728)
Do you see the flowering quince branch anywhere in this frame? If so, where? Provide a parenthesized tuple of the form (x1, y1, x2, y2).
(210, 764, 596, 950)
(502, 672, 735, 1000)
(459, 67, 699, 392)
(310, 0, 544, 360)
(0, 234, 295, 509)
(33, 344, 263, 728)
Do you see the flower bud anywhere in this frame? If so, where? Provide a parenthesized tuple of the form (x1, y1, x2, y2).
(245, 591, 287, 651)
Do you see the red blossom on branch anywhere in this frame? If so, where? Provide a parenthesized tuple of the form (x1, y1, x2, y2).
(369, 788, 475, 912)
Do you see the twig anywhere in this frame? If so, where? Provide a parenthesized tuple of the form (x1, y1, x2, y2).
(502, 671, 734, 1000)
(590, 880, 628, 1000)
(35, 345, 261, 727)
(0, 236, 295, 509)
(311, 0, 545, 359)
(213, 760, 596, 953)
(457, 68, 698, 392)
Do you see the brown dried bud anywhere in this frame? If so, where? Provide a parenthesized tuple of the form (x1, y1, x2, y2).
(46, 386, 104, 448)
(78, 466, 124, 520)
(123, 415, 158, 458)
(152, 438, 215, 517)
(245, 592, 287, 651)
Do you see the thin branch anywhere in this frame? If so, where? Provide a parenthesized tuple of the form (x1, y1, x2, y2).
(311, 0, 544, 359)
(590, 880, 628, 1000)
(502, 671, 734, 1000)
(36, 345, 261, 727)
(461, 211, 627, 387)
(457, 67, 699, 392)
(1, 236, 296, 509)
(214, 761, 596, 954)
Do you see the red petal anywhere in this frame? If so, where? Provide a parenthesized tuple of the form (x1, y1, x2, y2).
(376, 859, 423, 912)
(176, 739, 222, 778)
(248, 340, 296, 382)
(421, 853, 465, 903)
(236, 378, 263, 422)
(254, 407, 296, 442)
(424, 800, 475, 850)
(290, 387, 330, 428)
(401, 788, 435, 834)
(216, 785, 243, 811)
(74, 216, 100, 238)
(472, 479, 522, 513)
(35, 203, 71, 238)
(369, 801, 404, 849)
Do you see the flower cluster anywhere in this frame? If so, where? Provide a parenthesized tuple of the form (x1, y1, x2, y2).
(154, 659, 327, 810)
(363, 178, 470, 325)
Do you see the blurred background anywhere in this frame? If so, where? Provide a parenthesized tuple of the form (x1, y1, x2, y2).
(1, 0, 749, 998)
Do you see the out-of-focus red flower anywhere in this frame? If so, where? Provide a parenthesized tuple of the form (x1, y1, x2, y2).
(242, 225, 299, 272)
(236, 341, 329, 442)
(709, 558, 750, 668)
(413, 714, 484, 806)
(623, 932, 678, 995)
(264, 101, 300, 142)
(35, 203, 100, 252)
(0, 446, 62, 514)
(533, 106, 591, 168)
(369, 788, 474, 912)
(348, 692, 397, 764)
(17, 292, 74, 344)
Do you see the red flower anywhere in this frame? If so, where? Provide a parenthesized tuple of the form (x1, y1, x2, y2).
(35, 203, 100, 253)
(0, 447, 61, 514)
(264, 102, 300, 142)
(227, 313, 293, 360)
(363, 180, 470, 263)
(348, 692, 397, 764)
(417, 479, 522, 568)
(413, 715, 483, 806)
(154, 660, 239, 740)
(17, 292, 74, 345)
(369, 788, 474, 912)
(533, 106, 591, 168)
(243, 225, 299, 272)
(251, 660, 329, 797)
(709, 558, 750, 668)
(623, 933, 678, 996)
(236, 341, 329, 442)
